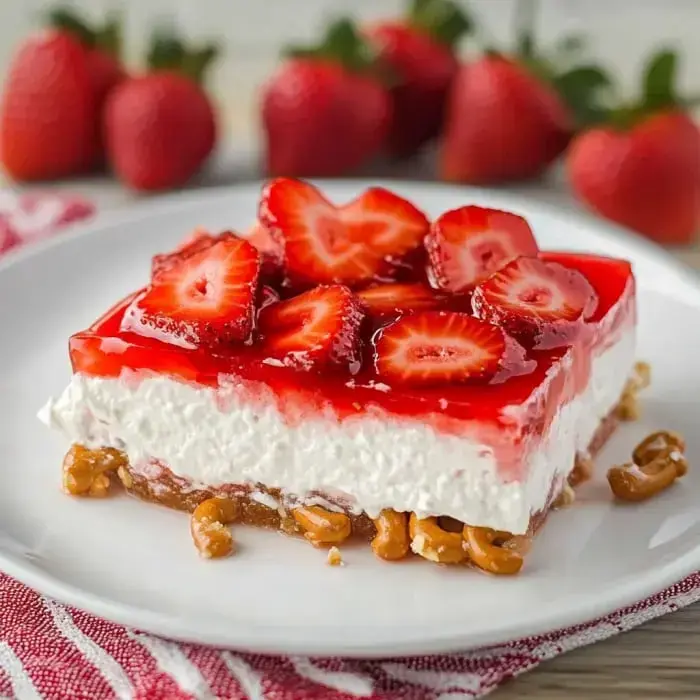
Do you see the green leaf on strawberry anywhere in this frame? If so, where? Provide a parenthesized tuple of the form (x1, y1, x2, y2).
(522, 57, 614, 130)
(553, 65, 614, 128)
(408, 0, 472, 48)
(47, 7, 93, 45)
(513, 0, 537, 60)
(47, 6, 122, 58)
(98, 14, 122, 59)
(504, 0, 614, 130)
(286, 18, 381, 76)
(641, 49, 677, 112)
(147, 28, 220, 85)
(604, 48, 694, 130)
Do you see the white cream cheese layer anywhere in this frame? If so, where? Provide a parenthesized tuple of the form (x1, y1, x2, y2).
(39, 328, 635, 534)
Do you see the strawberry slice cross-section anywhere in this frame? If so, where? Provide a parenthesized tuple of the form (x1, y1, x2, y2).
(151, 229, 239, 280)
(373, 310, 516, 386)
(69, 332, 202, 383)
(123, 236, 261, 349)
(257, 284, 364, 371)
(425, 205, 539, 293)
(259, 177, 429, 288)
(472, 256, 599, 348)
(246, 220, 284, 278)
(357, 283, 446, 319)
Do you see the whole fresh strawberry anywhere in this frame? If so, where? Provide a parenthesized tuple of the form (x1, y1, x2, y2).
(47, 7, 125, 108)
(364, 0, 471, 158)
(124, 235, 261, 348)
(440, 0, 615, 184)
(441, 55, 573, 183)
(261, 19, 391, 177)
(568, 51, 700, 244)
(0, 31, 97, 180)
(104, 31, 218, 191)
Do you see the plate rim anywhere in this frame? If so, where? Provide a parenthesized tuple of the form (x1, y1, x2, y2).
(2, 179, 700, 657)
(2, 178, 700, 290)
(1, 541, 699, 657)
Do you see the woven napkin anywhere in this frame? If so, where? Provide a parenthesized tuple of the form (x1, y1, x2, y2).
(0, 191, 696, 700)
(0, 572, 698, 699)
(0, 191, 94, 252)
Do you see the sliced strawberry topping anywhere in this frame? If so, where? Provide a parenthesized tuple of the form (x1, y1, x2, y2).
(257, 284, 280, 312)
(124, 237, 260, 349)
(358, 283, 445, 318)
(70, 332, 201, 382)
(258, 285, 364, 370)
(373, 311, 511, 386)
(259, 177, 429, 287)
(540, 252, 632, 323)
(426, 206, 539, 293)
(472, 256, 599, 348)
(246, 220, 284, 279)
(151, 230, 237, 280)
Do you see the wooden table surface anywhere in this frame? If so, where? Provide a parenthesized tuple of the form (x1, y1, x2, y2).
(492, 605, 700, 699)
(15, 165, 700, 700)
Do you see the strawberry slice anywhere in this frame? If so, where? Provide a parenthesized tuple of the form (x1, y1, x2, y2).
(425, 206, 539, 293)
(358, 283, 445, 318)
(259, 177, 429, 287)
(246, 220, 284, 280)
(472, 256, 599, 348)
(257, 284, 280, 312)
(151, 230, 238, 280)
(123, 237, 260, 349)
(258, 284, 364, 370)
(373, 311, 510, 386)
(70, 332, 201, 382)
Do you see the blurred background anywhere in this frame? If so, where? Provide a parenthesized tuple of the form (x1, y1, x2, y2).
(2, 0, 698, 149)
(0, 0, 698, 249)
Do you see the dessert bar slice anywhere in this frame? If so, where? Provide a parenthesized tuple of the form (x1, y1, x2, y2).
(40, 179, 638, 574)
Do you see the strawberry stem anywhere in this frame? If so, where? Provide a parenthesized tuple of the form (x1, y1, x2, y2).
(483, 0, 619, 131)
(47, 6, 94, 45)
(640, 49, 678, 112)
(513, 0, 539, 59)
(147, 28, 220, 85)
(602, 48, 690, 130)
(285, 18, 380, 76)
(553, 64, 614, 128)
(98, 13, 122, 58)
(46, 6, 122, 58)
(407, 0, 472, 48)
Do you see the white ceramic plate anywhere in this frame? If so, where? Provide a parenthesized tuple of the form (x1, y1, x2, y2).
(1, 181, 699, 658)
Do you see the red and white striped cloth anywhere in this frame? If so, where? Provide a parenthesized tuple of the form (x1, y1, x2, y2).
(0, 571, 699, 700)
(0, 191, 94, 253)
(1, 192, 698, 699)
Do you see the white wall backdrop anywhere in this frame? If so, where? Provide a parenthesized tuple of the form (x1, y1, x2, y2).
(1, 0, 699, 142)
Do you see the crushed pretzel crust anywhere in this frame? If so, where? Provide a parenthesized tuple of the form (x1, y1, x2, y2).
(553, 483, 576, 509)
(568, 455, 593, 487)
(409, 533, 438, 562)
(617, 361, 652, 421)
(117, 466, 133, 489)
(327, 546, 344, 566)
(59, 379, 638, 570)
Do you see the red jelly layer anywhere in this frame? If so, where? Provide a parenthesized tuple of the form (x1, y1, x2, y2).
(68, 252, 635, 459)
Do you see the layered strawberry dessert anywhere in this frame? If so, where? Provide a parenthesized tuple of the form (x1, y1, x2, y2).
(40, 179, 638, 572)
